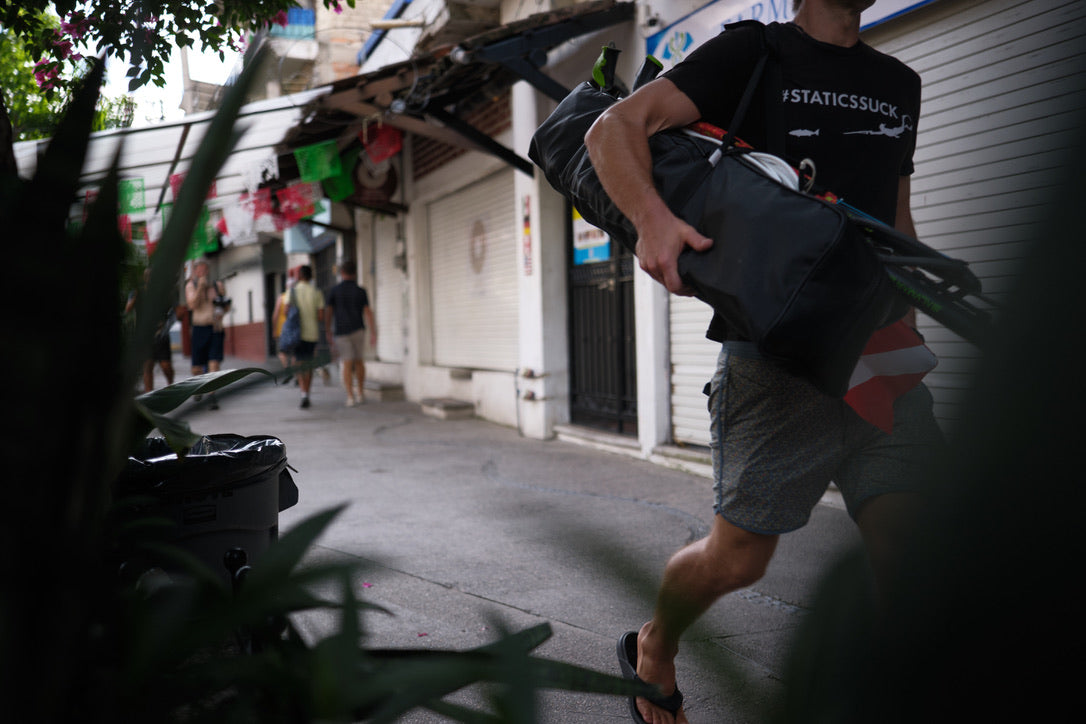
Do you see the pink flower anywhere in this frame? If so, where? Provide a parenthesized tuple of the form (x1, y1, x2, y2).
(34, 60, 59, 90)
(272, 10, 289, 27)
(334, 2, 344, 14)
(60, 14, 89, 40)
(52, 32, 75, 60)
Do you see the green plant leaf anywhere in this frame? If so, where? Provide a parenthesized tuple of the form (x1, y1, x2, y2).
(133, 402, 201, 453)
(474, 621, 552, 655)
(240, 505, 348, 593)
(424, 699, 505, 724)
(131, 367, 277, 454)
(27, 56, 104, 228)
(358, 652, 500, 722)
(135, 367, 275, 415)
(137, 540, 233, 598)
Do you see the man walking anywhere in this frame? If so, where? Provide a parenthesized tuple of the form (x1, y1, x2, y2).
(585, 2, 944, 722)
(184, 259, 227, 409)
(324, 259, 377, 406)
(290, 265, 325, 409)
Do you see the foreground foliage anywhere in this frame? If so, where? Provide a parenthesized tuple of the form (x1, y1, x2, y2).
(0, 42, 650, 723)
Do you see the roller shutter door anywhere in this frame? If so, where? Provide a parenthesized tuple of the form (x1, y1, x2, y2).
(870, 0, 1086, 425)
(373, 214, 404, 363)
(670, 296, 718, 447)
(427, 170, 518, 370)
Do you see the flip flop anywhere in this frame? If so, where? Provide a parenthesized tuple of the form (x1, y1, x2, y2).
(616, 630, 684, 723)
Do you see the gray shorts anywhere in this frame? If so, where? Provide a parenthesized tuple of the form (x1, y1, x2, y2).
(708, 342, 944, 535)
(333, 328, 367, 360)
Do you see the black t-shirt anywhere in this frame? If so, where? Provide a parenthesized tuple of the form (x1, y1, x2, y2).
(666, 21, 920, 223)
(325, 280, 370, 336)
(664, 21, 921, 338)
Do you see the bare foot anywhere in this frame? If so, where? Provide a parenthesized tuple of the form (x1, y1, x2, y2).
(636, 622, 688, 724)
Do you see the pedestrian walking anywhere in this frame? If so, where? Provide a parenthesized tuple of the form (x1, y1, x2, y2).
(272, 279, 295, 383)
(324, 259, 377, 406)
(288, 264, 324, 409)
(584, 2, 945, 722)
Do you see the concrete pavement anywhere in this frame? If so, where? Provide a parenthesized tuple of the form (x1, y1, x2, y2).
(162, 353, 864, 723)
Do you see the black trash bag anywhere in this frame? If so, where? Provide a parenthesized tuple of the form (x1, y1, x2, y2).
(118, 434, 299, 583)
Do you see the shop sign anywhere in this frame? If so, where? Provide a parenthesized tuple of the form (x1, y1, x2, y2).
(646, 0, 940, 69)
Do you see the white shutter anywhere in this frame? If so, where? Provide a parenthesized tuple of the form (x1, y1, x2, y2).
(868, 0, 1086, 425)
(373, 214, 404, 363)
(427, 170, 518, 370)
(669, 295, 719, 447)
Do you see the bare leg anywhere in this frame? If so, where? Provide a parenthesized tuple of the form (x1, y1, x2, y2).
(299, 367, 313, 407)
(342, 360, 356, 405)
(160, 360, 174, 386)
(855, 491, 921, 605)
(143, 360, 155, 393)
(355, 359, 366, 401)
(635, 516, 779, 724)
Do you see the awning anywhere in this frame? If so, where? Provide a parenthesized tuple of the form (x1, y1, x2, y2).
(13, 88, 331, 240)
(275, 1, 634, 188)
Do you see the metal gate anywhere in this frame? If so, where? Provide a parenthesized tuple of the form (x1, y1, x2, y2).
(568, 250, 637, 434)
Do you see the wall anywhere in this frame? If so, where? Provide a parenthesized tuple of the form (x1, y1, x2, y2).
(213, 241, 270, 361)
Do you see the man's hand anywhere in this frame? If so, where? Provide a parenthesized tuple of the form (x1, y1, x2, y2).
(584, 77, 706, 295)
(634, 210, 714, 295)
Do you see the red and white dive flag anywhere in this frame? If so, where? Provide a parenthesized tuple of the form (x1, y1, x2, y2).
(844, 320, 938, 434)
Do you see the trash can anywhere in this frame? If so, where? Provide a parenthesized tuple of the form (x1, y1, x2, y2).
(118, 434, 299, 586)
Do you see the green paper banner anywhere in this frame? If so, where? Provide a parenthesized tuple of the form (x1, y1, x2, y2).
(294, 140, 342, 182)
(185, 207, 217, 260)
(322, 146, 359, 202)
(119, 178, 146, 214)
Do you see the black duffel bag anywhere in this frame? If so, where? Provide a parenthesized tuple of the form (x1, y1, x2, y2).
(528, 67, 897, 397)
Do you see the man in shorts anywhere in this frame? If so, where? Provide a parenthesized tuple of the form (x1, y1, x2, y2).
(290, 264, 325, 409)
(324, 259, 377, 407)
(584, 1, 945, 722)
(184, 259, 227, 409)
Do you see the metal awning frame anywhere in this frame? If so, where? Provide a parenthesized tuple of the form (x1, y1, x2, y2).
(276, 1, 635, 184)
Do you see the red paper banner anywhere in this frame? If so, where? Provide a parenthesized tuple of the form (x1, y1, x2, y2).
(360, 124, 403, 163)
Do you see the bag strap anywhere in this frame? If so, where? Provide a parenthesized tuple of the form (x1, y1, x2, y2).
(669, 27, 772, 206)
(721, 48, 769, 151)
(761, 23, 785, 158)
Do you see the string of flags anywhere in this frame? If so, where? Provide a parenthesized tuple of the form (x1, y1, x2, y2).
(76, 130, 403, 257)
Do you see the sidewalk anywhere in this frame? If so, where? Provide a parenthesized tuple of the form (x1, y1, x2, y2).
(163, 352, 862, 723)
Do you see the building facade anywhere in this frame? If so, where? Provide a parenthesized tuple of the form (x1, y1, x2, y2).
(128, 0, 1083, 472)
(325, 0, 1081, 474)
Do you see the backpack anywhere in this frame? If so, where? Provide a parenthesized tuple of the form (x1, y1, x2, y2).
(278, 287, 302, 352)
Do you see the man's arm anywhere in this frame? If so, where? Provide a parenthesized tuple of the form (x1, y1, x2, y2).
(364, 306, 376, 344)
(584, 78, 712, 293)
(323, 292, 334, 341)
(894, 175, 919, 328)
(183, 279, 200, 308)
